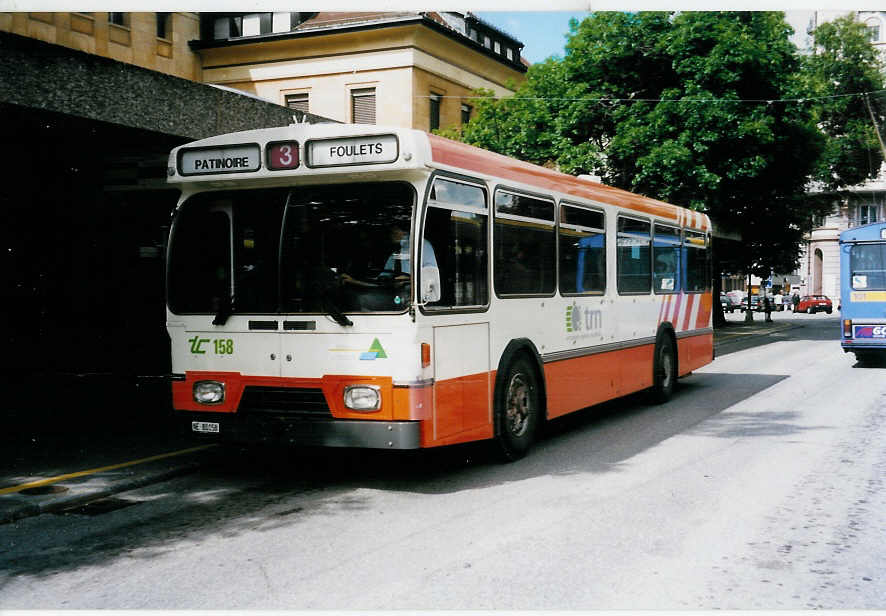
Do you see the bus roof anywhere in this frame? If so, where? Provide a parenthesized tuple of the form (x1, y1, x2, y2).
(840, 221, 886, 243)
(168, 123, 710, 232)
(427, 134, 708, 231)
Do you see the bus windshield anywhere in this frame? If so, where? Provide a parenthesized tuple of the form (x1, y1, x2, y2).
(850, 243, 886, 291)
(167, 182, 415, 318)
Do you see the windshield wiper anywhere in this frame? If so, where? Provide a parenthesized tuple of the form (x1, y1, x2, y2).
(323, 298, 353, 327)
(213, 294, 234, 326)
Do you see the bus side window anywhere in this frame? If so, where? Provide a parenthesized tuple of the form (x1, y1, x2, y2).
(683, 230, 709, 292)
(617, 216, 652, 294)
(422, 177, 489, 308)
(559, 203, 605, 295)
(494, 190, 556, 296)
(653, 223, 681, 294)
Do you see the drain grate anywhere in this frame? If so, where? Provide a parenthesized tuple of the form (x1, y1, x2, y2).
(58, 497, 139, 516)
(20, 485, 69, 496)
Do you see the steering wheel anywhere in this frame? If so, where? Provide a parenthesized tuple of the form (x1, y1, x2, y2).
(375, 269, 408, 287)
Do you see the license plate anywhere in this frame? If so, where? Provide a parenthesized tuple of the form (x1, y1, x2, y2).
(192, 421, 220, 433)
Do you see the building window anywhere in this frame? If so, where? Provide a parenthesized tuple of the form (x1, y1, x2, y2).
(429, 93, 442, 131)
(109, 12, 127, 26)
(866, 19, 881, 42)
(285, 93, 309, 113)
(273, 12, 290, 33)
(351, 88, 376, 124)
(494, 41, 501, 54)
(858, 204, 880, 226)
(484, 35, 491, 48)
(242, 13, 272, 37)
(506, 47, 514, 61)
(156, 13, 170, 39)
(214, 15, 241, 39)
(461, 103, 472, 125)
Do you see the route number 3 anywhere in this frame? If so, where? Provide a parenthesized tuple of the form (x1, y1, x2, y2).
(268, 141, 300, 170)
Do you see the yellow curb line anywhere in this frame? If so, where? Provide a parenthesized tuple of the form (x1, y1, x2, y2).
(0, 444, 217, 495)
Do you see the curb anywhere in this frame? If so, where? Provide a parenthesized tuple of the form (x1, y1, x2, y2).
(0, 459, 205, 525)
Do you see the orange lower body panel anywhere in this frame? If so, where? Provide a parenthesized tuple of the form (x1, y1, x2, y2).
(174, 333, 713, 448)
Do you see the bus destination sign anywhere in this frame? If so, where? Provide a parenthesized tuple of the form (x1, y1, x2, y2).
(179, 144, 261, 176)
(307, 135, 399, 168)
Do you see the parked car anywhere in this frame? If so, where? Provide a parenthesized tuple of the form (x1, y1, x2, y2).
(796, 295, 833, 314)
(720, 293, 738, 313)
(740, 295, 761, 312)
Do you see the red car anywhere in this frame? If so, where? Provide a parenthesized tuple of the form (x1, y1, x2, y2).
(797, 295, 833, 314)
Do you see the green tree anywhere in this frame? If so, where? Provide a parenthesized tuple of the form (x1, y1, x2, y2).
(451, 11, 884, 323)
(438, 58, 575, 166)
(802, 14, 885, 191)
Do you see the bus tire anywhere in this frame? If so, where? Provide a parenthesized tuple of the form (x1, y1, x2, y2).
(650, 332, 676, 404)
(494, 354, 540, 462)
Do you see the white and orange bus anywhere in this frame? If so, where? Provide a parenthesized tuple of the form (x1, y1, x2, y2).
(165, 122, 713, 460)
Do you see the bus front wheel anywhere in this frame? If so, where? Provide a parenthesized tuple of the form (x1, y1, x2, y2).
(650, 333, 676, 404)
(494, 355, 540, 461)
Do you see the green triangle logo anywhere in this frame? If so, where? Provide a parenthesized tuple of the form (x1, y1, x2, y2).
(368, 338, 387, 359)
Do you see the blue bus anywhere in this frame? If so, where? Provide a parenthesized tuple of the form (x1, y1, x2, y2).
(840, 221, 886, 363)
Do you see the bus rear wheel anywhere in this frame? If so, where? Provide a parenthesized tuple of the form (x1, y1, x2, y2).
(650, 333, 676, 404)
(494, 355, 540, 461)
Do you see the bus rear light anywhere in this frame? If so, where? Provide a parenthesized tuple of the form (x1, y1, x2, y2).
(421, 343, 431, 368)
(193, 380, 225, 405)
(843, 319, 853, 338)
(344, 385, 381, 412)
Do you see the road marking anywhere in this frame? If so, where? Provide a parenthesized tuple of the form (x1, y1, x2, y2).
(0, 444, 216, 495)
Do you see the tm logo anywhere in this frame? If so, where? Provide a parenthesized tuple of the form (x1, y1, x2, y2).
(566, 302, 603, 333)
(189, 336, 210, 354)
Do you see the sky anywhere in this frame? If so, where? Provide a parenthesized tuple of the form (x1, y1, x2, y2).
(474, 11, 590, 64)
(473, 10, 850, 64)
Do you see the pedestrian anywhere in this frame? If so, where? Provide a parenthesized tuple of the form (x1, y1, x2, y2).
(763, 295, 772, 322)
(792, 292, 800, 314)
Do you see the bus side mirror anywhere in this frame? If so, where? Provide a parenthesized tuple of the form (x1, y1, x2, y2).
(421, 265, 441, 303)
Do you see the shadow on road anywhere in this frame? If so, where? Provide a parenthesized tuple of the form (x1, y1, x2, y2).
(3, 371, 806, 584)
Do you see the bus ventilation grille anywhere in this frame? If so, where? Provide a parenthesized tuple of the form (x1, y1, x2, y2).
(238, 386, 332, 418)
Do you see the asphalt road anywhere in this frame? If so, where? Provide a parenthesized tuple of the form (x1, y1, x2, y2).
(1, 313, 884, 609)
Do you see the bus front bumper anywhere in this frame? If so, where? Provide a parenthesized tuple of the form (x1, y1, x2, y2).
(181, 412, 421, 449)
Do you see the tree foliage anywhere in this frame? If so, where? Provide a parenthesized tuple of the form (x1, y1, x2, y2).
(448, 11, 884, 278)
(802, 14, 885, 191)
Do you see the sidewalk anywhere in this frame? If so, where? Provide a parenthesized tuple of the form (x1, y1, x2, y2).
(0, 414, 213, 524)
(0, 310, 802, 525)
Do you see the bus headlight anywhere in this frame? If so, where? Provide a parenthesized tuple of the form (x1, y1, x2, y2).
(343, 385, 381, 412)
(193, 380, 225, 405)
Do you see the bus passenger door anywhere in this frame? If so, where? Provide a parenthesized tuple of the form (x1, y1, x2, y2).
(432, 323, 490, 441)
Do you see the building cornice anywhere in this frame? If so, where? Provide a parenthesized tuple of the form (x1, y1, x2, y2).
(189, 13, 527, 74)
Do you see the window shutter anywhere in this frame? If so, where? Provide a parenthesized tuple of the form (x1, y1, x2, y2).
(351, 88, 376, 124)
(285, 93, 309, 114)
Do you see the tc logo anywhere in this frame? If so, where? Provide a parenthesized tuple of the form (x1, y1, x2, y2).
(189, 336, 209, 354)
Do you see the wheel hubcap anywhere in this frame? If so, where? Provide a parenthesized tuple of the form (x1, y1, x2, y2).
(506, 372, 531, 437)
